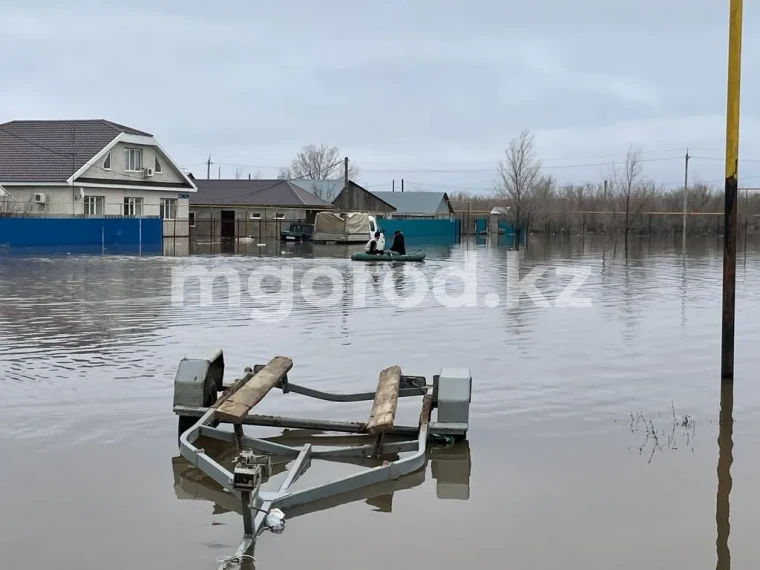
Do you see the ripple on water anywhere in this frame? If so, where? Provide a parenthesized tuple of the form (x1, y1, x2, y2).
(3, 238, 760, 569)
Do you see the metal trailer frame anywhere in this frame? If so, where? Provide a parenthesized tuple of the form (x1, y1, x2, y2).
(173, 353, 471, 569)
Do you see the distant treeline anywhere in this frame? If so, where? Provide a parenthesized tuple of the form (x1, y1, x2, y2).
(450, 183, 760, 236)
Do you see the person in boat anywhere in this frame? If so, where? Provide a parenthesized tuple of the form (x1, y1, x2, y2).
(364, 231, 384, 255)
(389, 230, 406, 255)
(376, 230, 386, 253)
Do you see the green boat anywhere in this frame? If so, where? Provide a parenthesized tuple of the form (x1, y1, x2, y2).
(351, 251, 426, 262)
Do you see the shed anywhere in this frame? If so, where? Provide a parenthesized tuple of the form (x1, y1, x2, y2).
(189, 179, 333, 240)
(331, 181, 396, 216)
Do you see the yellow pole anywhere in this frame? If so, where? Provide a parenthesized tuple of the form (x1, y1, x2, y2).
(722, 0, 743, 380)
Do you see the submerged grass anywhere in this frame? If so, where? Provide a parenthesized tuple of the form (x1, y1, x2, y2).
(627, 401, 696, 464)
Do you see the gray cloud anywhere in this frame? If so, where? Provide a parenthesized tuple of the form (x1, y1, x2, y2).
(2, 0, 760, 190)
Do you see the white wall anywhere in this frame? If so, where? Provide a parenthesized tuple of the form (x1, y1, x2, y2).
(0, 186, 77, 215)
(1, 185, 190, 236)
(80, 142, 187, 185)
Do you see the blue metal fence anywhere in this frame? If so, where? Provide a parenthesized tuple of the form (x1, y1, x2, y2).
(498, 219, 516, 235)
(375, 218, 460, 244)
(0, 217, 163, 254)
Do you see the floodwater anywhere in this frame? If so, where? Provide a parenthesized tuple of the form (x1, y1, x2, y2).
(0, 236, 755, 569)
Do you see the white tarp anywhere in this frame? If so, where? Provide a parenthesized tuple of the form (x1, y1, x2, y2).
(314, 212, 370, 235)
(313, 212, 346, 234)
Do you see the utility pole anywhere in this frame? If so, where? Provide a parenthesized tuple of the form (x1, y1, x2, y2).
(682, 149, 690, 250)
(392, 180, 395, 192)
(401, 179, 404, 192)
(603, 179, 608, 234)
(722, 0, 743, 381)
(344, 157, 350, 210)
(207, 156, 212, 180)
(218, 166, 221, 179)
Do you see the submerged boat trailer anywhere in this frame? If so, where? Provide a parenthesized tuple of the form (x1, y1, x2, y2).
(172, 350, 472, 569)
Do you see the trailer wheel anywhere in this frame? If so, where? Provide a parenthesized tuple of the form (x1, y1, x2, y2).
(178, 375, 220, 441)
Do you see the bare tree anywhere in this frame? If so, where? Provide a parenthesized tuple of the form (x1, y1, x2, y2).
(0, 196, 12, 214)
(607, 146, 652, 256)
(0, 193, 34, 216)
(279, 144, 359, 181)
(494, 130, 541, 250)
(533, 175, 556, 236)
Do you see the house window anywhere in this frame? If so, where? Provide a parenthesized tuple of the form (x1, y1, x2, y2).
(155, 156, 162, 173)
(103, 152, 111, 170)
(125, 148, 143, 172)
(275, 212, 285, 219)
(189, 212, 196, 227)
(84, 195, 104, 216)
(249, 212, 261, 220)
(160, 198, 177, 220)
(123, 197, 143, 217)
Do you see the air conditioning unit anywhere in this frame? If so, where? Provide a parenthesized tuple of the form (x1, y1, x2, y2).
(143, 167, 154, 178)
(34, 193, 47, 204)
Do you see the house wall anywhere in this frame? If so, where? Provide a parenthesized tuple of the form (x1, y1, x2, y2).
(189, 205, 316, 240)
(1, 185, 190, 237)
(435, 197, 453, 217)
(389, 197, 452, 220)
(0, 186, 77, 216)
(332, 183, 395, 215)
(79, 142, 187, 185)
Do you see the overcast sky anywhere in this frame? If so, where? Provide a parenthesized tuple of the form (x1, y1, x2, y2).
(3, 0, 760, 193)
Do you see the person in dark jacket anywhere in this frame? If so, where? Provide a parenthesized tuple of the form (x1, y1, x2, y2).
(389, 230, 406, 255)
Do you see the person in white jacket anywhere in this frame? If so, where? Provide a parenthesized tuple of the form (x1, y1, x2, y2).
(364, 231, 385, 254)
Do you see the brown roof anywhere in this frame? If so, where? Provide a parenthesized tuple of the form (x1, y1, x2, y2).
(0, 119, 152, 183)
(191, 179, 335, 208)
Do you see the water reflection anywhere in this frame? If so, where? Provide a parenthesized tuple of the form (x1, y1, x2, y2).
(188, 238, 459, 260)
(717, 381, 733, 570)
(4, 236, 760, 569)
(171, 435, 472, 519)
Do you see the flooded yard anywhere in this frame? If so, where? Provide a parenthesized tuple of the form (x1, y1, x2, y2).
(0, 236, 757, 569)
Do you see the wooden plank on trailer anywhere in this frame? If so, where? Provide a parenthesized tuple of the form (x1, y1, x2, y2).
(366, 365, 401, 434)
(215, 356, 293, 422)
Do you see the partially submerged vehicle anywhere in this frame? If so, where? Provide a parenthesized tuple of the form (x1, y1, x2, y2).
(279, 221, 313, 242)
(172, 351, 472, 568)
(311, 212, 379, 243)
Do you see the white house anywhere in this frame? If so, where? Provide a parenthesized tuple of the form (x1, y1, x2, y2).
(0, 119, 196, 237)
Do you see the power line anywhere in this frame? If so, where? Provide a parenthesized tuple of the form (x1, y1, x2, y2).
(0, 127, 77, 159)
(352, 147, 694, 166)
(183, 149, 691, 172)
(358, 156, 684, 174)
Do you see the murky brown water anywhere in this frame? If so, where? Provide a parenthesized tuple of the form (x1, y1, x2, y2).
(0, 236, 756, 569)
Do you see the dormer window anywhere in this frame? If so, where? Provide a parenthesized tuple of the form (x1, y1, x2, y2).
(155, 156, 162, 173)
(125, 148, 143, 172)
(103, 152, 111, 170)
